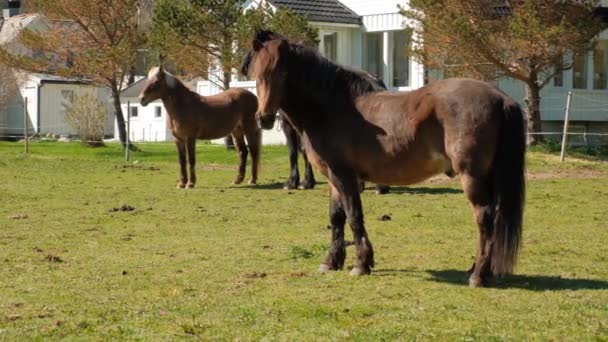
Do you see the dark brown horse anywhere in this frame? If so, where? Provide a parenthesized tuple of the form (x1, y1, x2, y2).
(246, 32, 526, 287)
(240, 38, 390, 194)
(139, 66, 261, 188)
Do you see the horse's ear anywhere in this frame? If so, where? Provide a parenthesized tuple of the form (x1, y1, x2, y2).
(253, 39, 263, 52)
(158, 65, 165, 79)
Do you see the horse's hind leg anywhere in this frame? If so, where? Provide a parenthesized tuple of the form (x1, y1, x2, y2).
(283, 120, 300, 190)
(186, 137, 197, 188)
(300, 145, 316, 189)
(175, 139, 188, 189)
(232, 129, 248, 185)
(319, 184, 346, 272)
(244, 127, 261, 185)
(461, 173, 494, 287)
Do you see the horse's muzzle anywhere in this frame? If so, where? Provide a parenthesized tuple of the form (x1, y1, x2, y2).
(138, 96, 149, 107)
(257, 113, 276, 130)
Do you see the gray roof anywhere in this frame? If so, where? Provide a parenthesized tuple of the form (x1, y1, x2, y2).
(121, 77, 146, 98)
(268, 0, 361, 25)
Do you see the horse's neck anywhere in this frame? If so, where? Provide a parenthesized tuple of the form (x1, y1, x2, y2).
(283, 57, 353, 132)
(161, 83, 200, 119)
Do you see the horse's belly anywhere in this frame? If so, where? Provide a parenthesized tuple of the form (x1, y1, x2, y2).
(362, 150, 452, 186)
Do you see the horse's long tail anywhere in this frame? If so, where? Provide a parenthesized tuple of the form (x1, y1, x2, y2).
(491, 99, 526, 275)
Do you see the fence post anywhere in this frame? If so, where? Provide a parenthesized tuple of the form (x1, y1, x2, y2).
(125, 101, 130, 162)
(24, 97, 29, 154)
(560, 91, 573, 162)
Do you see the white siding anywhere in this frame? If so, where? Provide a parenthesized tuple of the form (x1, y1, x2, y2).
(339, 0, 406, 16)
(311, 23, 358, 66)
(38, 83, 112, 136)
(362, 13, 405, 32)
(117, 98, 172, 142)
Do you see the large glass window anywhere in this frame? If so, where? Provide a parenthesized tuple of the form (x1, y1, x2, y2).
(392, 30, 410, 87)
(572, 53, 588, 89)
(593, 42, 608, 90)
(322, 32, 337, 62)
(363, 32, 383, 80)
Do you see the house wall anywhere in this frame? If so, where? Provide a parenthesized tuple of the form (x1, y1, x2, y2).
(312, 23, 359, 67)
(115, 98, 171, 142)
(339, 0, 406, 16)
(38, 83, 113, 137)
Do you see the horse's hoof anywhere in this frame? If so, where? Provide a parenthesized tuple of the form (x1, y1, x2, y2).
(232, 178, 244, 185)
(318, 264, 331, 273)
(186, 183, 195, 189)
(248, 179, 257, 185)
(468, 276, 484, 288)
(349, 266, 371, 276)
(283, 182, 297, 190)
(299, 183, 315, 190)
(176, 183, 186, 189)
(375, 186, 390, 195)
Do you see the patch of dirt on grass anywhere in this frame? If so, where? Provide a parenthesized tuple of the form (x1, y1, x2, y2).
(243, 271, 267, 279)
(202, 164, 235, 171)
(8, 214, 28, 220)
(44, 254, 64, 263)
(109, 204, 135, 212)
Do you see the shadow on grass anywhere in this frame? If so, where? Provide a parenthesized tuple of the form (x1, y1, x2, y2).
(427, 269, 608, 291)
(378, 187, 463, 195)
(235, 181, 327, 190)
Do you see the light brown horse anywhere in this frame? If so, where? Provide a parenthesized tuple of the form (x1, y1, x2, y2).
(139, 66, 261, 188)
(246, 31, 526, 287)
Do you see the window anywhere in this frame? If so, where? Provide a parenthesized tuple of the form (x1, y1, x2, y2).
(572, 53, 588, 89)
(593, 43, 608, 90)
(364, 32, 384, 80)
(61, 89, 74, 113)
(155, 106, 162, 118)
(322, 32, 338, 61)
(61, 90, 74, 104)
(392, 30, 411, 87)
(129, 106, 138, 118)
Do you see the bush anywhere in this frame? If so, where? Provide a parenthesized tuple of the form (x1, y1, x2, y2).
(64, 94, 107, 147)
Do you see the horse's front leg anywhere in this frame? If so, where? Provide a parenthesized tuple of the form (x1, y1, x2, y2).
(175, 139, 188, 189)
(319, 184, 346, 272)
(329, 168, 374, 275)
(186, 137, 197, 188)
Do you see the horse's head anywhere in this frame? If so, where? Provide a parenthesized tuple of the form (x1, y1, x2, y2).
(248, 31, 290, 130)
(139, 66, 175, 107)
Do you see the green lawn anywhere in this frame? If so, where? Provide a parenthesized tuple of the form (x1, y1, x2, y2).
(1, 141, 607, 341)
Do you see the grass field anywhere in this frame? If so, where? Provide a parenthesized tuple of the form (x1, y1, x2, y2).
(1, 141, 607, 341)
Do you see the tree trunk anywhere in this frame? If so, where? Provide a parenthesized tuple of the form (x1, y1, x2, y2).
(112, 82, 127, 145)
(525, 82, 543, 145)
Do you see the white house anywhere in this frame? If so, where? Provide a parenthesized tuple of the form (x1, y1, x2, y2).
(0, 7, 114, 139)
(194, 0, 422, 145)
(498, 25, 608, 145)
(114, 77, 173, 142)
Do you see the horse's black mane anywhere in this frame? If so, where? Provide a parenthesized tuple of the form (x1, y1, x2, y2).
(240, 30, 386, 97)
